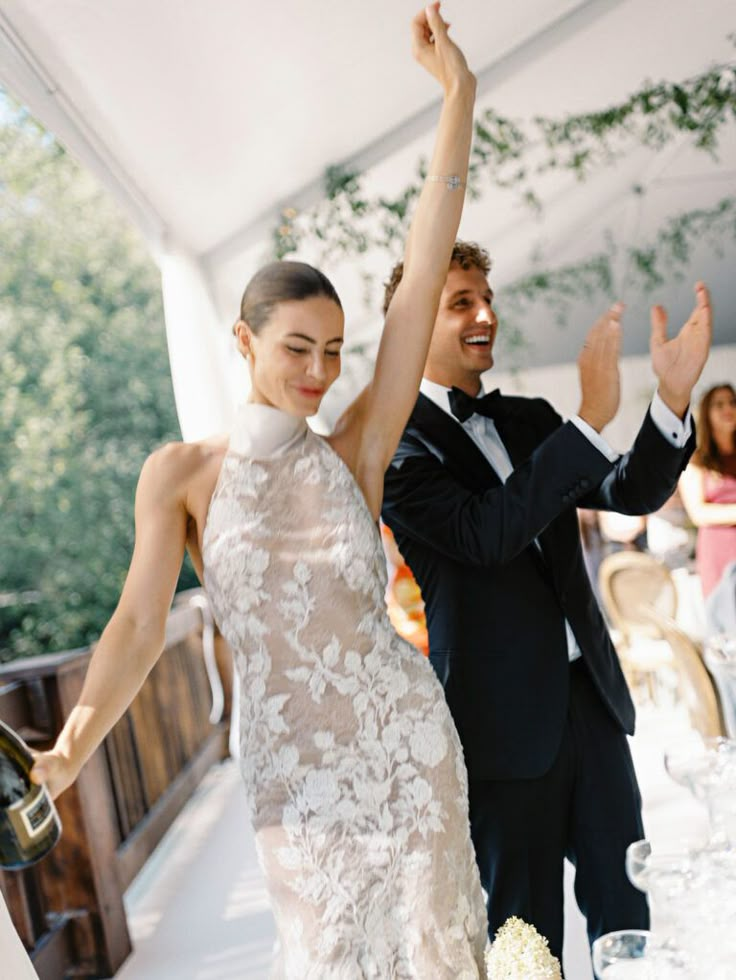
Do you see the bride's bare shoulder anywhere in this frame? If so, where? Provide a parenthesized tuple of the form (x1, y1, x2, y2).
(139, 434, 229, 501)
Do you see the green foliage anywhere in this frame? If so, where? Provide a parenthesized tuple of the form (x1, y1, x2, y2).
(271, 49, 736, 269)
(627, 196, 736, 289)
(531, 61, 736, 177)
(0, 95, 196, 661)
(498, 253, 615, 350)
(495, 196, 736, 356)
(273, 162, 422, 263)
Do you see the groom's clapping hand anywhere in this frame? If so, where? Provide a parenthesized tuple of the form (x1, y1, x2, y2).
(650, 281, 713, 419)
(577, 303, 624, 433)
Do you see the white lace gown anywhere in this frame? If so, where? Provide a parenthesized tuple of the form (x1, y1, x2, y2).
(202, 404, 488, 979)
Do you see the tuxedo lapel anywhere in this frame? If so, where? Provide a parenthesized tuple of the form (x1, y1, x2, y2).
(412, 396, 559, 592)
(493, 404, 537, 471)
(411, 394, 501, 490)
(493, 406, 569, 581)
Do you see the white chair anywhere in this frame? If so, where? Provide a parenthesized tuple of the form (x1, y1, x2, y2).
(598, 552, 677, 703)
(643, 610, 725, 740)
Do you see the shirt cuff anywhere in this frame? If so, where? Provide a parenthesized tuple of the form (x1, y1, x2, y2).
(570, 415, 619, 463)
(649, 391, 693, 448)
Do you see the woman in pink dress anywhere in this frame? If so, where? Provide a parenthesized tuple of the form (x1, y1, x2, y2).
(680, 384, 736, 597)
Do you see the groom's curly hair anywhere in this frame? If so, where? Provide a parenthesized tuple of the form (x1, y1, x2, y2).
(382, 240, 492, 315)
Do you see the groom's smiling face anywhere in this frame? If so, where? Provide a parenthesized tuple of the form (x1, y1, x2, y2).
(424, 264, 498, 395)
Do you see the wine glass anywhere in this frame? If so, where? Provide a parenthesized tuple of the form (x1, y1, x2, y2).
(664, 737, 721, 799)
(664, 736, 736, 840)
(591, 930, 692, 979)
(625, 838, 701, 935)
(626, 838, 736, 973)
(624, 837, 713, 889)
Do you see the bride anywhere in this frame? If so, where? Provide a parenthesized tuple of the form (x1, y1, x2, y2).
(31, 5, 489, 976)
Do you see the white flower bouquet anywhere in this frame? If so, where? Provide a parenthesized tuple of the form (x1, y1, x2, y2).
(486, 916, 563, 979)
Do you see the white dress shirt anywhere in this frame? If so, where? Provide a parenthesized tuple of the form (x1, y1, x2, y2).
(419, 378, 692, 661)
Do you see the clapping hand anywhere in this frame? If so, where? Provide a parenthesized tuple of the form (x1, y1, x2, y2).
(577, 303, 624, 433)
(411, 3, 474, 95)
(651, 282, 712, 418)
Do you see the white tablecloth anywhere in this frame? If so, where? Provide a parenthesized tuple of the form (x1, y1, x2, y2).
(0, 888, 38, 980)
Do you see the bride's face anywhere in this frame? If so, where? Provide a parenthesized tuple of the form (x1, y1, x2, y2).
(243, 296, 344, 416)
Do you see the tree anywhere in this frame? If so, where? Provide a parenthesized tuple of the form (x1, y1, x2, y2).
(0, 95, 197, 661)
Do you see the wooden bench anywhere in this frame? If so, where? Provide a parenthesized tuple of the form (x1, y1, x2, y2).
(0, 592, 232, 979)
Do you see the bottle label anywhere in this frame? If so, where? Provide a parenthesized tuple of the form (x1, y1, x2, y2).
(7, 785, 56, 843)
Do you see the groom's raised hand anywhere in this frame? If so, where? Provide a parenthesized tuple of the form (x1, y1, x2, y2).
(650, 281, 712, 419)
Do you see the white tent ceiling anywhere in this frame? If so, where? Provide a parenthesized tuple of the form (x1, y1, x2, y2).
(1, 0, 734, 438)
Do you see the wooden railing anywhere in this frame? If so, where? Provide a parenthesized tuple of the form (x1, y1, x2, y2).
(0, 591, 232, 979)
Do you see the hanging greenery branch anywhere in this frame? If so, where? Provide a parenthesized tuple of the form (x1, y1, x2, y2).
(324, 194, 736, 378)
(627, 194, 736, 289)
(530, 61, 736, 179)
(271, 45, 736, 265)
(272, 162, 425, 263)
(500, 253, 614, 327)
(494, 195, 736, 363)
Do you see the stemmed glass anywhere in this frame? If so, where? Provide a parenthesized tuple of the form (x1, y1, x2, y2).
(611, 736, 736, 978)
(664, 736, 736, 842)
(591, 930, 692, 978)
(624, 838, 701, 890)
(624, 836, 736, 977)
(625, 837, 710, 941)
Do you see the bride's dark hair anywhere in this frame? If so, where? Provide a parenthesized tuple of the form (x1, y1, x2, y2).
(235, 261, 342, 333)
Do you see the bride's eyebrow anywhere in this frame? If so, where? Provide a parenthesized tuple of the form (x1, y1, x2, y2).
(285, 332, 343, 345)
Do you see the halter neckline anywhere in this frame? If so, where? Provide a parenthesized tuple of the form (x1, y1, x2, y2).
(229, 402, 308, 459)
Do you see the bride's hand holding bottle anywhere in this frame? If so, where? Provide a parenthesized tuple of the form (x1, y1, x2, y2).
(29, 746, 77, 801)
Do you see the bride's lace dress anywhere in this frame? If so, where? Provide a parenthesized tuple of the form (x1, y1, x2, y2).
(202, 404, 487, 979)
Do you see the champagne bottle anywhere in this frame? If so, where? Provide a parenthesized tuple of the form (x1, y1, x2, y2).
(0, 719, 61, 870)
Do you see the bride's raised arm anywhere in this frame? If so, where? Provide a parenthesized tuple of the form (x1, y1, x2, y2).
(335, 3, 475, 495)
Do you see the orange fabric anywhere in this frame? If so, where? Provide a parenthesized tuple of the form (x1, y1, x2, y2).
(381, 524, 429, 655)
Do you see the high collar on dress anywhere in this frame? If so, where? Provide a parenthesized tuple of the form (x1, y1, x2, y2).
(229, 402, 308, 459)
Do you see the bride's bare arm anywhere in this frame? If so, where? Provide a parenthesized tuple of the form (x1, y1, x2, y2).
(30, 446, 192, 799)
(336, 5, 475, 498)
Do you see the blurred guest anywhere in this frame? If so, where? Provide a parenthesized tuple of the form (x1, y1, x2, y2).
(598, 510, 647, 554)
(578, 508, 605, 596)
(646, 487, 695, 570)
(680, 384, 736, 598)
(705, 559, 736, 636)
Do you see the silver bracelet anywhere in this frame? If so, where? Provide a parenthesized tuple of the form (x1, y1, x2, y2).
(426, 174, 465, 191)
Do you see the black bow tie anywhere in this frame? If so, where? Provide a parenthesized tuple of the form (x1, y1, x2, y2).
(448, 386, 505, 423)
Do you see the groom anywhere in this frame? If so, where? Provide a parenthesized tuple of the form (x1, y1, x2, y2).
(381, 241, 711, 958)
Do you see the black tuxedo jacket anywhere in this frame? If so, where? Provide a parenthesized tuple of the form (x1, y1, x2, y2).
(382, 393, 695, 781)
